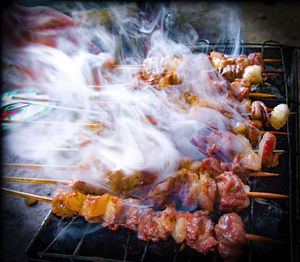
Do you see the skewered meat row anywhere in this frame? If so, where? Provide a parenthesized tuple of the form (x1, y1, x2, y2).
(209, 52, 264, 83)
(52, 187, 247, 261)
(147, 132, 280, 212)
(67, 130, 280, 214)
(146, 168, 249, 213)
(72, 132, 276, 214)
(134, 54, 289, 153)
(192, 131, 275, 172)
(70, 130, 277, 201)
(136, 52, 289, 131)
(72, 161, 158, 196)
(137, 52, 263, 101)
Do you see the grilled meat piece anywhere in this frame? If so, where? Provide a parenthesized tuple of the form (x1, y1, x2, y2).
(229, 79, 251, 100)
(71, 180, 106, 196)
(199, 157, 229, 177)
(246, 120, 262, 147)
(121, 198, 144, 231)
(215, 213, 246, 262)
(71, 169, 157, 196)
(52, 187, 86, 217)
(172, 211, 188, 243)
(248, 52, 264, 67)
(146, 168, 217, 213)
(215, 172, 249, 212)
(231, 151, 261, 182)
(270, 103, 290, 129)
(258, 132, 281, 168)
(185, 210, 218, 254)
(81, 193, 113, 223)
(137, 205, 176, 242)
(173, 169, 201, 210)
(198, 174, 217, 213)
(251, 101, 270, 126)
(206, 132, 239, 162)
(146, 176, 174, 208)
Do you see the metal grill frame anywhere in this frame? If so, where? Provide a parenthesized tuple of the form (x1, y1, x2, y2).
(25, 41, 300, 262)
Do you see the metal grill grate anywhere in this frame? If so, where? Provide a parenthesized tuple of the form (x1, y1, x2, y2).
(25, 41, 299, 262)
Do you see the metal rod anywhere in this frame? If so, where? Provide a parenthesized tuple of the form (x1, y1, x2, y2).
(40, 216, 78, 258)
(139, 242, 149, 262)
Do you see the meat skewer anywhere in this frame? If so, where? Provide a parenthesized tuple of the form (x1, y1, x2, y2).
(263, 59, 282, 63)
(1, 163, 280, 177)
(146, 169, 287, 213)
(1, 175, 287, 200)
(1, 171, 288, 217)
(2, 100, 104, 115)
(2, 176, 70, 185)
(0, 187, 284, 261)
(1, 163, 79, 170)
(1, 119, 104, 129)
(1, 118, 290, 136)
(99, 58, 283, 69)
(248, 93, 277, 98)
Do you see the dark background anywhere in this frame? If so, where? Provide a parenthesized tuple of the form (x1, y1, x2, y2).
(1, 1, 300, 261)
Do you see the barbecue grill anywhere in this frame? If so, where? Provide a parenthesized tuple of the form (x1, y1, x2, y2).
(24, 41, 300, 262)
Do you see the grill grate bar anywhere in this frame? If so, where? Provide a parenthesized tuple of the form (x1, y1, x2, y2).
(123, 229, 131, 261)
(39, 216, 78, 259)
(72, 234, 86, 256)
(38, 252, 129, 262)
(139, 241, 149, 262)
(172, 247, 179, 262)
(280, 43, 296, 262)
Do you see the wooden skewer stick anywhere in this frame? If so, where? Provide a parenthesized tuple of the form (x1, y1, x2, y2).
(263, 59, 282, 63)
(1, 119, 104, 129)
(1, 187, 52, 203)
(245, 233, 284, 244)
(15, 83, 130, 89)
(263, 69, 284, 73)
(113, 65, 143, 70)
(1, 176, 288, 198)
(1, 164, 281, 178)
(246, 192, 288, 198)
(253, 149, 285, 153)
(0, 187, 285, 244)
(1, 176, 70, 185)
(261, 131, 291, 136)
(7, 147, 80, 152)
(249, 172, 279, 177)
(248, 93, 277, 98)
(7, 100, 104, 115)
(1, 163, 79, 170)
(263, 72, 281, 76)
(12, 95, 107, 105)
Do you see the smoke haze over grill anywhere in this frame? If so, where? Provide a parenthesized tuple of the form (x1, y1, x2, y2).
(2, 2, 249, 186)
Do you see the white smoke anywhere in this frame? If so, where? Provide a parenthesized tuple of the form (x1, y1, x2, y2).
(2, 2, 247, 186)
